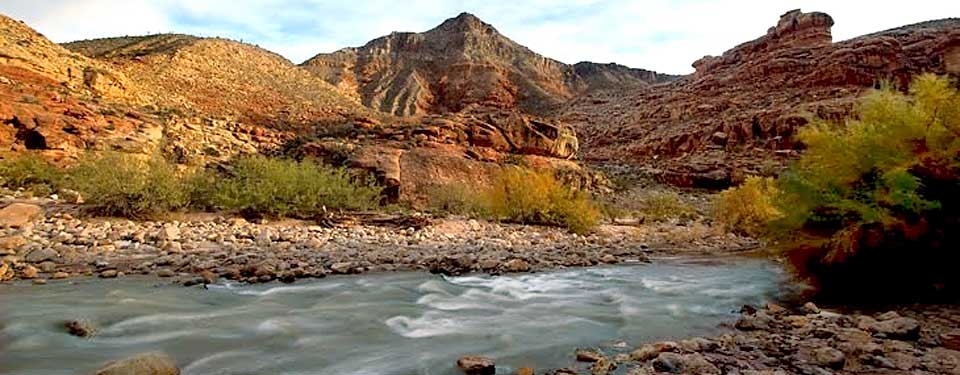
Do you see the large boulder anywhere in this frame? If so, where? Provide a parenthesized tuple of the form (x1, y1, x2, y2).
(94, 352, 179, 375)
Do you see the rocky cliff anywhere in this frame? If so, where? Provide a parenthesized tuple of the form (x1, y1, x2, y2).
(561, 10, 960, 188)
(302, 12, 677, 117)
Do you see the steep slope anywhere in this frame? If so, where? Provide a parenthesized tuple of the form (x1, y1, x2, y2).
(64, 34, 379, 130)
(561, 10, 960, 188)
(0, 14, 159, 160)
(301, 12, 677, 117)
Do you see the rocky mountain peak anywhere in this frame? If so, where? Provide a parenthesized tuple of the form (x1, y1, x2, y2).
(301, 12, 674, 116)
(768, 9, 834, 46)
(434, 12, 491, 33)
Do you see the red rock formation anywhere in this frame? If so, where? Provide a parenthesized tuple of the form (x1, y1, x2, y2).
(562, 10, 960, 188)
(302, 13, 677, 117)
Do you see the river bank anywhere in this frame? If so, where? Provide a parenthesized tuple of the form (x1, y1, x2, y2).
(0, 196, 757, 285)
(548, 303, 960, 375)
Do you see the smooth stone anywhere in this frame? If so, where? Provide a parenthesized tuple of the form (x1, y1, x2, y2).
(94, 352, 180, 375)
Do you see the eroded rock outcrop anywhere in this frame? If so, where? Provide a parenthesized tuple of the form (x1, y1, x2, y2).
(562, 10, 960, 188)
(297, 109, 602, 202)
(302, 13, 677, 117)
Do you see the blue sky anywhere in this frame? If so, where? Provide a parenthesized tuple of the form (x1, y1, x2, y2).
(1, 0, 957, 74)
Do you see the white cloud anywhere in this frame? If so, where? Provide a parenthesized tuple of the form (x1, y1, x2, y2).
(0, 0, 957, 74)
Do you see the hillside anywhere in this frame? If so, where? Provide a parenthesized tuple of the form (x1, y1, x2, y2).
(560, 10, 960, 188)
(64, 34, 380, 130)
(301, 12, 677, 117)
(0, 14, 159, 160)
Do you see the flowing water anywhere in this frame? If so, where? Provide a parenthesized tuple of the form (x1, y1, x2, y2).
(0, 257, 791, 375)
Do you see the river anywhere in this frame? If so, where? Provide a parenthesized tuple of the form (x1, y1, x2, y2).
(0, 257, 791, 375)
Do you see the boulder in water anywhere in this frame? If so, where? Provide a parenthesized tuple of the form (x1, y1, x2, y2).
(94, 352, 179, 375)
(64, 319, 97, 338)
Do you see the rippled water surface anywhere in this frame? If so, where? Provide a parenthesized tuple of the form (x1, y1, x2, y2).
(0, 257, 789, 375)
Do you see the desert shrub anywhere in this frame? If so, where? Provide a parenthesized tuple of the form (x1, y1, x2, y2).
(197, 155, 381, 217)
(716, 74, 960, 300)
(713, 176, 782, 237)
(424, 183, 481, 216)
(478, 167, 600, 234)
(638, 191, 698, 222)
(0, 153, 65, 195)
(67, 153, 188, 218)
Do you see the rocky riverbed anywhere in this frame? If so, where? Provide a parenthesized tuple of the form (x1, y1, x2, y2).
(0, 197, 757, 285)
(534, 303, 960, 375)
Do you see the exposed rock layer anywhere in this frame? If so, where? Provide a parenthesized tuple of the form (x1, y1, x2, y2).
(561, 10, 960, 188)
(302, 13, 678, 117)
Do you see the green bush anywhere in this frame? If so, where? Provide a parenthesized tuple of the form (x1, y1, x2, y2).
(716, 74, 960, 300)
(0, 153, 64, 195)
(197, 155, 381, 217)
(67, 153, 188, 218)
(478, 167, 600, 234)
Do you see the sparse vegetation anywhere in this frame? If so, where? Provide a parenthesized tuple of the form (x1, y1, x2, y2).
(68, 153, 188, 218)
(637, 191, 698, 223)
(0, 153, 64, 196)
(193, 155, 382, 218)
(424, 182, 480, 216)
(423, 167, 601, 234)
(478, 167, 600, 234)
(715, 74, 960, 300)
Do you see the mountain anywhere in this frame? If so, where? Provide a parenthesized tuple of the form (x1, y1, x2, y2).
(560, 9, 960, 188)
(301, 12, 677, 117)
(63, 34, 380, 130)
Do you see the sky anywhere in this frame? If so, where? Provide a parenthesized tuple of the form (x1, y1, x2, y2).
(1, 0, 957, 74)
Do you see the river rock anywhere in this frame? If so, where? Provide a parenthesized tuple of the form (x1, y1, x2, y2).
(52, 271, 68, 279)
(502, 258, 531, 273)
(630, 345, 660, 361)
(456, 355, 495, 375)
(680, 337, 718, 352)
(157, 269, 175, 278)
(99, 269, 119, 278)
(65, 319, 97, 337)
(576, 348, 605, 362)
(682, 353, 720, 375)
(32, 278, 46, 285)
(157, 225, 181, 241)
(0, 235, 26, 253)
(25, 247, 57, 263)
(869, 317, 921, 340)
(200, 270, 218, 284)
(591, 356, 616, 375)
(803, 302, 821, 314)
(941, 330, 960, 351)
(0, 262, 10, 281)
(21, 264, 38, 279)
(651, 352, 685, 373)
(735, 312, 772, 331)
(39, 261, 56, 272)
(94, 351, 179, 375)
(814, 347, 846, 369)
(515, 368, 535, 375)
(0, 203, 43, 228)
